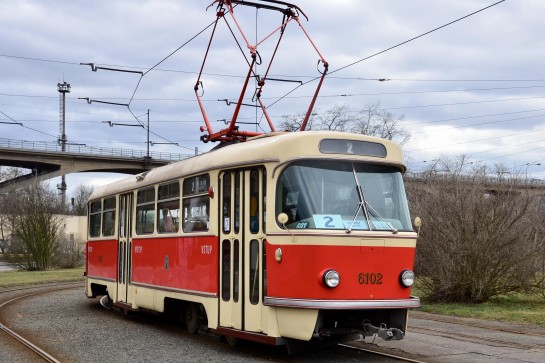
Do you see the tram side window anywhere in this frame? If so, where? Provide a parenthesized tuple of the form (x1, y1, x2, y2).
(182, 174, 210, 233)
(102, 197, 116, 237)
(157, 182, 180, 234)
(136, 187, 156, 235)
(262, 169, 267, 233)
(89, 200, 101, 238)
(222, 173, 231, 233)
(221, 240, 230, 301)
(233, 239, 239, 302)
(249, 240, 260, 305)
(249, 170, 259, 233)
(234, 172, 240, 234)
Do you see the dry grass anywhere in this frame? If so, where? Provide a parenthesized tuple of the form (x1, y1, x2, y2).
(0, 268, 85, 290)
(415, 288, 545, 327)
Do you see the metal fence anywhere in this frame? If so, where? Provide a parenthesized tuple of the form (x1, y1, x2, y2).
(0, 138, 192, 162)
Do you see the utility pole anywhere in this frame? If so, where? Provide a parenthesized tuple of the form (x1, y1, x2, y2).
(145, 109, 151, 165)
(57, 81, 71, 208)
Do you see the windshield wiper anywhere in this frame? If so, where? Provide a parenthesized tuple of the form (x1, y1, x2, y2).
(346, 185, 370, 234)
(345, 163, 398, 235)
(366, 202, 398, 234)
(346, 165, 372, 234)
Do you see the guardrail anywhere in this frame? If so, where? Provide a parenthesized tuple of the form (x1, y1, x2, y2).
(0, 138, 192, 162)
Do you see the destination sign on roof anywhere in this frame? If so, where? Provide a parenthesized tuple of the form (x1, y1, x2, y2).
(319, 139, 387, 158)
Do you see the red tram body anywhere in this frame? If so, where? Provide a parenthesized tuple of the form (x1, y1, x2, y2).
(85, 131, 420, 347)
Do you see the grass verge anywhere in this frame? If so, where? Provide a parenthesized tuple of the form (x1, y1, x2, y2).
(0, 268, 85, 290)
(416, 291, 545, 327)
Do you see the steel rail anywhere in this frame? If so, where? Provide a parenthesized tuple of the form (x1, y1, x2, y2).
(0, 284, 81, 363)
(410, 325, 545, 352)
(0, 281, 84, 295)
(339, 343, 428, 363)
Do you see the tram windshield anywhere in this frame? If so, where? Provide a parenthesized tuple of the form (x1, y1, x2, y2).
(276, 160, 412, 232)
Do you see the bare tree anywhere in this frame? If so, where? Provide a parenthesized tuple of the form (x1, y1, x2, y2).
(4, 184, 64, 270)
(406, 157, 545, 303)
(54, 233, 85, 268)
(0, 221, 7, 255)
(0, 166, 25, 183)
(278, 113, 315, 132)
(279, 103, 409, 145)
(70, 184, 95, 216)
(315, 104, 354, 132)
(0, 167, 24, 255)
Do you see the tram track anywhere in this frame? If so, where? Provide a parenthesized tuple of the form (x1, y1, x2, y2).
(0, 282, 82, 362)
(410, 325, 545, 352)
(412, 312, 545, 339)
(410, 312, 545, 352)
(3, 283, 543, 362)
(339, 342, 428, 362)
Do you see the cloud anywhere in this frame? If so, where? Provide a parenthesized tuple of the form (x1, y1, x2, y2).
(1, 0, 545, 185)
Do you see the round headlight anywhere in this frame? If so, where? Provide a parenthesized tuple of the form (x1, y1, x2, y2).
(400, 270, 415, 287)
(323, 269, 340, 288)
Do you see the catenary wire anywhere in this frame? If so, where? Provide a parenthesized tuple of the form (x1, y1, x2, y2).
(264, 0, 508, 110)
(0, 108, 58, 139)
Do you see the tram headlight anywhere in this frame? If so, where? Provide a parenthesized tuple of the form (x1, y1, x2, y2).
(400, 270, 415, 288)
(323, 269, 340, 288)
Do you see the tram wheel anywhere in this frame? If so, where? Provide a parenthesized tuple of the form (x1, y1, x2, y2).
(99, 294, 113, 310)
(186, 303, 201, 334)
(225, 335, 238, 346)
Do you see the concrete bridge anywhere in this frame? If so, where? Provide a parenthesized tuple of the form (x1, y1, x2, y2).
(0, 138, 193, 192)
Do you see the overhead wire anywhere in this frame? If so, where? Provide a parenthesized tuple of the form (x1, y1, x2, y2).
(410, 114, 545, 134)
(127, 108, 195, 151)
(329, 1, 507, 76)
(264, 0, 508, 110)
(1, 1, 527, 159)
(6, 52, 545, 84)
(0, 108, 58, 139)
(402, 107, 545, 126)
(407, 126, 545, 152)
(78, 18, 220, 152)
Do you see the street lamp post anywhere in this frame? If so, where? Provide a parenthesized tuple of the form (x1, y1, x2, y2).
(524, 162, 542, 180)
(57, 82, 71, 208)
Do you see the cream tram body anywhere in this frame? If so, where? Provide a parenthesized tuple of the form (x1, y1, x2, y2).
(85, 131, 419, 346)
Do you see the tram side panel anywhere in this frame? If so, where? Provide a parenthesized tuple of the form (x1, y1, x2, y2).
(130, 236, 218, 295)
(85, 239, 118, 297)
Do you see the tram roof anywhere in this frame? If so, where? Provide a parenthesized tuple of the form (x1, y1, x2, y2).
(89, 131, 405, 200)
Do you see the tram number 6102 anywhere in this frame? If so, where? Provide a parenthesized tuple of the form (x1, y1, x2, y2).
(358, 272, 383, 285)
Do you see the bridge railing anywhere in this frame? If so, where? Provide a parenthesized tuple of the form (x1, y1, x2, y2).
(0, 138, 192, 162)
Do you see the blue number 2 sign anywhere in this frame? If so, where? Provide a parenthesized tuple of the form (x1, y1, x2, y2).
(313, 214, 344, 229)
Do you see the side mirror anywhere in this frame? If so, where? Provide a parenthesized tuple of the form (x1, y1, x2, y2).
(277, 212, 295, 241)
(414, 217, 422, 237)
(277, 213, 289, 226)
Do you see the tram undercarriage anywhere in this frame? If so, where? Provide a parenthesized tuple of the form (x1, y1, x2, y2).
(313, 309, 407, 341)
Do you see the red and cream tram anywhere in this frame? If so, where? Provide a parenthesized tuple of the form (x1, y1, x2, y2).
(85, 131, 420, 348)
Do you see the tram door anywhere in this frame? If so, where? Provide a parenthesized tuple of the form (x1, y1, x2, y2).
(219, 168, 266, 332)
(117, 193, 133, 304)
(219, 171, 243, 329)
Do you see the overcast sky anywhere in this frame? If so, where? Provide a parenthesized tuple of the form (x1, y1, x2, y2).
(1, 0, 545, 193)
